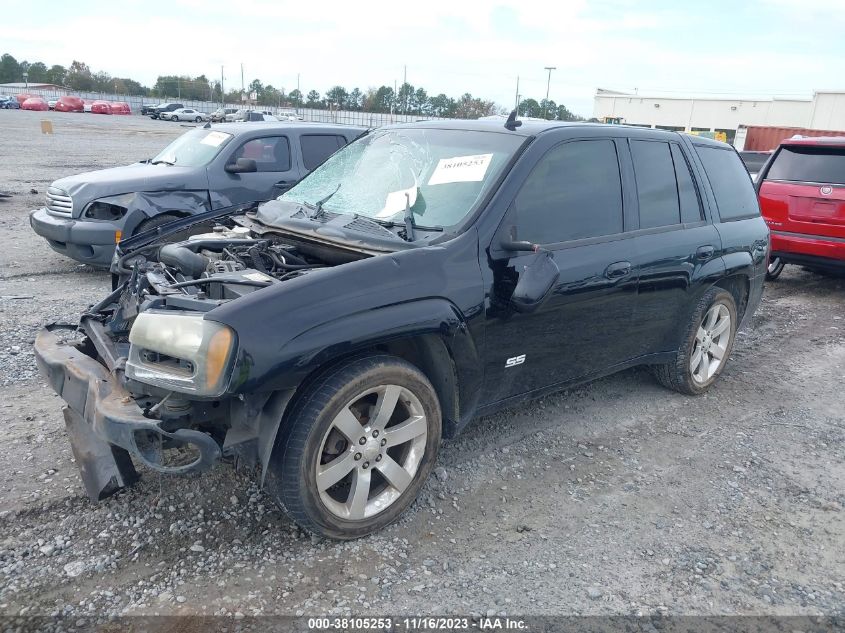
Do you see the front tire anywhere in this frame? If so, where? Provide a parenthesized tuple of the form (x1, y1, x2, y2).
(266, 355, 442, 540)
(654, 288, 738, 395)
(766, 256, 785, 280)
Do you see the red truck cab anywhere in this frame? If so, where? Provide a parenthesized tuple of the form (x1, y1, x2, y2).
(757, 136, 845, 278)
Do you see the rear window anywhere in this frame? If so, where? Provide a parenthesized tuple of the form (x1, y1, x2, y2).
(766, 145, 845, 185)
(695, 146, 759, 221)
(300, 134, 348, 171)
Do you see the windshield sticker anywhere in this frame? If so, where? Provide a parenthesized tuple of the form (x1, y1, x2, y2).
(427, 153, 493, 186)
(200, 131, 230, 147)
(376, 186, 418, 218)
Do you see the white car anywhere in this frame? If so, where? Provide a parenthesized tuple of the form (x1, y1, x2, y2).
(48, 99, 58, 110)
(167, 108, 208, 123)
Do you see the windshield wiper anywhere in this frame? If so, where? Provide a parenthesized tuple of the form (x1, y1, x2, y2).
(151, 159, 175, 166)
(305, 184, 341, 219)
(403, 192, 415, 242)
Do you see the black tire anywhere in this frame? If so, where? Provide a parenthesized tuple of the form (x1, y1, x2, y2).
(266, 355, 442, 540)
(765, 256, 785, 280)
(133, 213, 182, 236)
(194, 116, 202, 123)
(654, 288, 738, 396)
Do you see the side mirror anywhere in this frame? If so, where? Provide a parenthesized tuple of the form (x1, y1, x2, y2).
(511, 250, 560, 313)
(225, 158, 258, 174)
(499, 225, 539, 253)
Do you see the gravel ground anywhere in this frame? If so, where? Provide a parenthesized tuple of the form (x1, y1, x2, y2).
(0, 110, 843, 620)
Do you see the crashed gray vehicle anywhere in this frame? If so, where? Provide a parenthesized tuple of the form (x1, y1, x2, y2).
(29, 122, 365, 266)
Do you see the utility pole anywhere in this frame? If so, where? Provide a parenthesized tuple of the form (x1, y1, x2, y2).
(240, 63, 244, 93)
(177, 76, 181, 100)
(543, 66, 556, 119)
(221, 65, 224, 108)
(403, 64, 407, 114)
(514, 76, 520, 112)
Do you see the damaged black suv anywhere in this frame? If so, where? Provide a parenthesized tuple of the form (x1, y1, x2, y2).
(35, 118, 769, 539)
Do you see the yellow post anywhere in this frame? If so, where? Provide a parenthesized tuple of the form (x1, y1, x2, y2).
(40, 120, 53, 134)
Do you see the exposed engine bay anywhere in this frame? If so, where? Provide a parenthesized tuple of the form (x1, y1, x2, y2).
(110, 222, 366, 321)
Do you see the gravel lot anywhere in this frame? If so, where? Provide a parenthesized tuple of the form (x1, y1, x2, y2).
(0, 110, 843, 620)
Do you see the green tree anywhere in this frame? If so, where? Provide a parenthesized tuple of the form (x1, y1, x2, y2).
(397, 82, 414, 114)
(288, 88, 303, 107)
(325, 85, 348, 108)
(26, 61, 47, 82)
(347, 87, 362, 110)
(306, 89, 321, 108)
(518, 98, 541, 117)
(427, 93, 455, 117)
(45, 64, 66, 85)
(555, 103, 581, 121)
(0, 53, 20, 84)
(66, 60, 94, 91)
(372, 85, 395, 113)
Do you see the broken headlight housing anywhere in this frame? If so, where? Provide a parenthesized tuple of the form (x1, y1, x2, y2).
(126, 312, 236, 396)
(84, 200, 128, 221)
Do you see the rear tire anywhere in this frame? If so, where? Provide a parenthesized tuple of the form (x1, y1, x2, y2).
(765, 257, 785, 280)
(194, 116, 202, 122)
(654, 288, 738, 395)
(266, 355, 442, 540)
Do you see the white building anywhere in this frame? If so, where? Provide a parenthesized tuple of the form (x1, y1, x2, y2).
(593, 89, 845, 144)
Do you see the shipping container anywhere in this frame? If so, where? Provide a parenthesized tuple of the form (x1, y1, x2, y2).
(735, 125, 845, 151)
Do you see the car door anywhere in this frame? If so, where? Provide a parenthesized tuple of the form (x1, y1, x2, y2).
(481, 137, 639, 404)
(220, 134, 296, 204)
(624, 138, 724, 357)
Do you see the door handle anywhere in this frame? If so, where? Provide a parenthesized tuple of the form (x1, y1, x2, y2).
(275, 180, 293, 188)
(696, 245, 716, 261)
(604, 261, 632, 279)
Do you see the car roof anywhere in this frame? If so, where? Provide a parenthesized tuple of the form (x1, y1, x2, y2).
(780, 135, 845, 147)
(208, 121, 367, 135)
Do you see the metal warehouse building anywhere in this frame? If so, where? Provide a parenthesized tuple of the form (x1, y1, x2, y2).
(593, 88, 845, 145)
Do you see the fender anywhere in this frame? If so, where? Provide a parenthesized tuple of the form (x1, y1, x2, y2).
(231, 298, 482, 430)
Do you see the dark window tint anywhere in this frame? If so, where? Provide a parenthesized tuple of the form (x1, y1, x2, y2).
(671, 144, 703, 223)
(301, 134, 347, 170)
(514, 139, 623, 243)
(766, 145, 845, 185)
(230, 136, 291, 172)
(738, 151, 770, 173)
(631, 140, 679, 228)
(695, 146, 759, 220)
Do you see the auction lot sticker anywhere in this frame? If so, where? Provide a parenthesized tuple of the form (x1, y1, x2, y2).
(428, 153, 492, 185)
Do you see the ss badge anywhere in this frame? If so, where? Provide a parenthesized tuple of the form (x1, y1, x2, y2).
(505, 354, 526, 368)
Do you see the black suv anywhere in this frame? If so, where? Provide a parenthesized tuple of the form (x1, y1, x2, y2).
(149, 103, 184, 119)
(35, 119, 768, 539)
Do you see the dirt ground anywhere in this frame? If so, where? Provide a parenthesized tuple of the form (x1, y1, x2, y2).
(0, 110, 843, 620)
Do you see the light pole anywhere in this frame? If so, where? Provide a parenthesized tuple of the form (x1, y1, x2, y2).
(543, 66, 556, 118)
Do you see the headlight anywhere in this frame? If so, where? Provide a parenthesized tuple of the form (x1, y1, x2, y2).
(84, 200, 127, 221)
(126, 312, 236, 396)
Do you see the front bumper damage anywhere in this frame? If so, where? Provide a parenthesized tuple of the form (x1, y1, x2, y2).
(34, 324, 221, 501)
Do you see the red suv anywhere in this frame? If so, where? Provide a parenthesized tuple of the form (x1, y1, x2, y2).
(758, 136, 845, 279)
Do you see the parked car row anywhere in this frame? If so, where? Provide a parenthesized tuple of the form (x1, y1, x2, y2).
(0, 93, 131, 114)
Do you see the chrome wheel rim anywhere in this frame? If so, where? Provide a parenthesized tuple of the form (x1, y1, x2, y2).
(767, 257, 781, 274)
(316, 384, 427, 521)
(691, 304, 731, 384)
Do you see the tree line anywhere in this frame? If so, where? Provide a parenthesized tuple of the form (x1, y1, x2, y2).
(0, 52, 583, 121)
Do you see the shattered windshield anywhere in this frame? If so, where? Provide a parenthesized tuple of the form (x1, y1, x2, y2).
(150, 129, 234, 167)
(280, 128, 524, 229)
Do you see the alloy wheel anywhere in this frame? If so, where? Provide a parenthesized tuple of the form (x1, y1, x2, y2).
(690, 303, 731, 384)
(315, 384, 428, 520)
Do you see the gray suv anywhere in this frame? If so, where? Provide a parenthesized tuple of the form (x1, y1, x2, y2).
(30, 122, 365, 266)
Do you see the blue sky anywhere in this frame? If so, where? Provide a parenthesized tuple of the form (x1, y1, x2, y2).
(1, 0, 843, 116)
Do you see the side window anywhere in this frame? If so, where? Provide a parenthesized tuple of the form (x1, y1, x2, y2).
(671, 144, 703, 223)
(514, 139, 623, 244)
(630, 140, 680, 229)
(695, 146, 760, 220)
(230, 136, 291, 172)
(300, 134, 347, 171)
